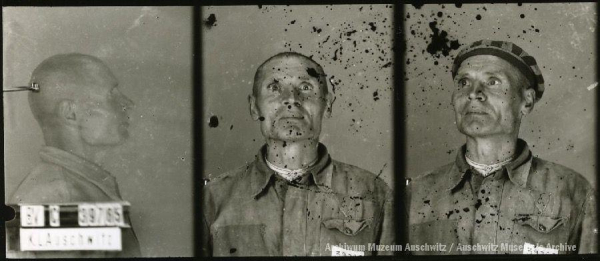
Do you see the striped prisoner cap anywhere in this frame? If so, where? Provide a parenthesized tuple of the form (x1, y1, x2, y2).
(452, 40, 545, 101)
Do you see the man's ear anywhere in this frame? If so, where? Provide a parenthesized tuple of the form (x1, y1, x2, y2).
(57, 100, 77, 123)
(325, 92, 334, 118)
(521, 88, 535, 115)
(248, 95, 260, 121)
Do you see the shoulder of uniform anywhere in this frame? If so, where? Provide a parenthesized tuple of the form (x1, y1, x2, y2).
(202, 162, 257, 218)
(332, 160, 378, 178)
(331, 159, 392, 193)
(405, 162, 455, 200)
(10, 163, 72, 204)
(29, 162, 67, 179)
(532, 157, 594, 191)
(410, 161, 455, 184)
(332, 159, 377, 176)
(204, 162, 255, 188)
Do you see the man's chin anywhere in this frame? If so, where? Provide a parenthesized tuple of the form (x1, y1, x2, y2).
(457, 122, 494, 137)
(271, 129, 316, 142)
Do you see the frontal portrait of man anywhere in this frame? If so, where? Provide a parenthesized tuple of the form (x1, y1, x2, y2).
(201, 5, 394, 257)
(404, 4, 597, 255)
(202, 52, 393, 256)
(408, 39, 597, 254)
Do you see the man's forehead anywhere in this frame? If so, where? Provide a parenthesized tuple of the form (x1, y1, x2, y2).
(456, 55, 518, 75)
(261, 56, 321, 74)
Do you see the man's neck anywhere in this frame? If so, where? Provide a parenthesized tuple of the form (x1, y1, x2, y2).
(465, 135, 518, 165)
(265, 139, 319, 170)
(45, 130, 109, 166)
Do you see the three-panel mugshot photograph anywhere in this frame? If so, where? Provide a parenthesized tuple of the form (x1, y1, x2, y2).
(2, 3, 598, 258)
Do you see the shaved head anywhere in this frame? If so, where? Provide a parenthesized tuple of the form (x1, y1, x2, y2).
(28, 53, 134, 148)
(252, 52, 328, 97)
(28, 53, 117, 126)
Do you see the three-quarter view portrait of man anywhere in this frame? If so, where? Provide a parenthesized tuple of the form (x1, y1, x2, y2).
(202, 52, 394, 256)
(7, 53, 141, 257)
(407, 40, 598, 254)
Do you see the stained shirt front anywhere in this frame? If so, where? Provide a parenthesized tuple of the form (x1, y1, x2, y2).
(407, 139, 598, 254)
(202, 144, 394, 256)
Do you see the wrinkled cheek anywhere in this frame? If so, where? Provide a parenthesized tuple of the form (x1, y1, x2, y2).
(500, 114, 518, 131)
(80, 117, 121, 144)
(450, 92, 462, 106)
(80, 120, 107, 143)
(451, 98, 464, 116)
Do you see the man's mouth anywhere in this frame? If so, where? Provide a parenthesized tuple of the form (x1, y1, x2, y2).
(465, 110, 487, 115)
(280, 116, 305, 121)
(278, 112, 305, 119)
(464, 105, 488, 115)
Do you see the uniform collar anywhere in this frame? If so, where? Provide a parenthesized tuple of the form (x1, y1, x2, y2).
(40, 146, 123, 201)
(252, 143, 333, 199)
(448, 139, 533, 191)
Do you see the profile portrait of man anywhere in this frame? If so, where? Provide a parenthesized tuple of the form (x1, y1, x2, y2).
(7, 53, 141, 257)
(202, 52, 394, 256)
(406, 40, 598, 254)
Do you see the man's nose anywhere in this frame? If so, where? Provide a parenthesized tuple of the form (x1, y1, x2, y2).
(282, 88, 301, 107)
(467, 81, 486, 101)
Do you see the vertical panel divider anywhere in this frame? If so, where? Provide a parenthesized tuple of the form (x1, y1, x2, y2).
(193, 3, 203, 258)
(394, 4, 407, 255)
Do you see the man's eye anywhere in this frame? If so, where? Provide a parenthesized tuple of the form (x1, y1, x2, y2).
(487, 78, 501, 86)
(267, 83, 280, 91)
(300, 83, 313, 91)
(457, 78, 470, 87)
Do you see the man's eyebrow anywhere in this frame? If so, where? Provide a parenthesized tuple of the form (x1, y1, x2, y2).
(297, 76, 314, 81)
(264, 78, 280, 84)
(264, 75, 319, 83)
(454, 72, 471, 78)
(456, 70, 506, 77)
(482, 70, 506, 76)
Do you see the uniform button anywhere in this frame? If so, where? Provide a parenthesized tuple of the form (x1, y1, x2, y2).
(538, 224, 546, 231)
(345, 228, 352, 234)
